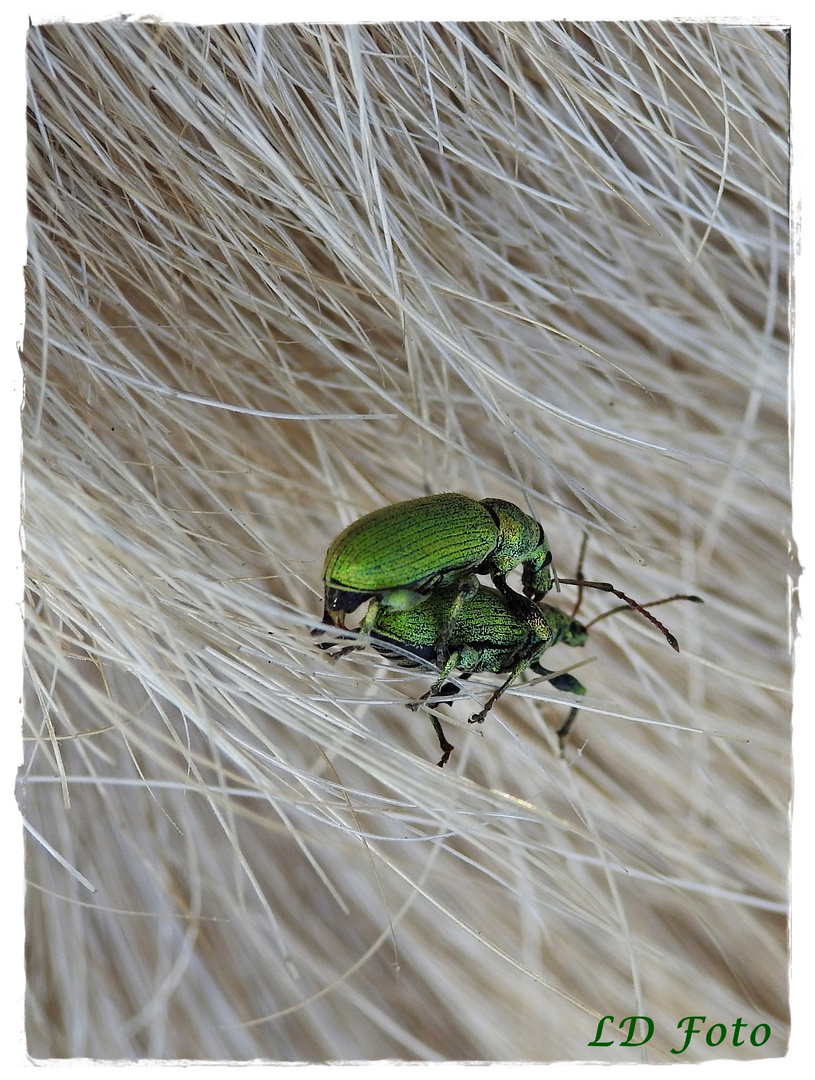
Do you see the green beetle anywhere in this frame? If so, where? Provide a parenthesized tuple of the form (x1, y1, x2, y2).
(319, 493, 554, 650)
(366, 584, 589, 767)
(337, 579, 701, 767)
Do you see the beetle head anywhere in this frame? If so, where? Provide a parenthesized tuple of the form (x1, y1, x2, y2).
(561, 617, 589, 648)
(480, 498, 554, 597)
(537, 605, 588, 648)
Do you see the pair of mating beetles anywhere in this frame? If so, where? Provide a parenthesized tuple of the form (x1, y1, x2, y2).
(317, 493, 697, 767)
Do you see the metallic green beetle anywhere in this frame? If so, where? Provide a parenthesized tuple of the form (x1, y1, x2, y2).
(342, 579, 701, 767)
(320, 494, 554, 650)
(366, 584, 589, 767)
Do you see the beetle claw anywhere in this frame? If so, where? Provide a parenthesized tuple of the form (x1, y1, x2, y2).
(437, 746, 453, 767)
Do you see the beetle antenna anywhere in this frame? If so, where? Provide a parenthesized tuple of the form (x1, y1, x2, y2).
(558, 579, 693, 651)
(585, 593, 703, 628)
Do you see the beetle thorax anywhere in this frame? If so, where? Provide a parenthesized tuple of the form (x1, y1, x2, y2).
(480, 498, 540, 570)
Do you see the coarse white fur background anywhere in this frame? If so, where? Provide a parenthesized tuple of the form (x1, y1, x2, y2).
(21, 18, 791, 1062)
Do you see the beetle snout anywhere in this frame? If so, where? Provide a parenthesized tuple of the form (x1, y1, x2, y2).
(521, 560, 554, 602)
(523, 581, 550, 602)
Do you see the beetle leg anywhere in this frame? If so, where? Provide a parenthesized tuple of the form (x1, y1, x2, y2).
(406, 651, 461, 712)
(432, 677, 466, 702)
(556, 706, 581, 755)
(323, 641, 360, 659)
(356, 597, 382, 634)
(468, 654, 532, 725)
(566, 533, 589, 617)
(491, 572, 512, 600)
(493, 576, 542, 623)
(313, 614, 361, 654)
(529, 663, 587, 697)
(312, 605, 364, 657)
(529, 663, 586, 753)
(321, 597, 383, 659)
(431, 715, 455, 768)
(434, 575, 478, 664)
(316, 638, 353, 655)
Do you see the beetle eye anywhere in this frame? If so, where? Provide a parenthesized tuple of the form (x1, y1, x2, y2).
(542, 550, 553, 567)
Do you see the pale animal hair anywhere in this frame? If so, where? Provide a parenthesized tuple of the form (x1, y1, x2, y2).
(24, 20, 790, 1062)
